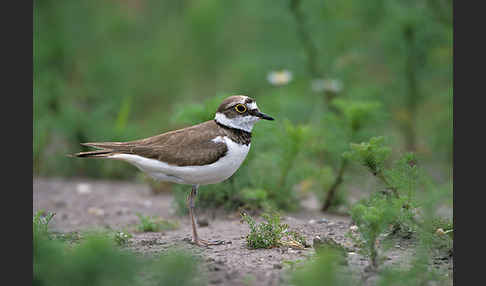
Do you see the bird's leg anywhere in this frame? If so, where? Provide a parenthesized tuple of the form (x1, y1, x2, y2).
(187, 185, 199, 244)
(187, 184, 224, 247)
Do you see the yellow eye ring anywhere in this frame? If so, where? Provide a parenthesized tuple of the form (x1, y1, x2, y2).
(235, 104, 247, 113)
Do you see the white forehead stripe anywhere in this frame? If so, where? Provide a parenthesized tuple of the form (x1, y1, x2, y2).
(247, 102, 258, 110)
(215, 112, 259, 133)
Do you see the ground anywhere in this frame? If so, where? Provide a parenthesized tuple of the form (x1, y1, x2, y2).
(33, 177, 452, 286)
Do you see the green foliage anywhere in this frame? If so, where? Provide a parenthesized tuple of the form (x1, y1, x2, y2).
(135, 213, 178, 232)
(33, 210, 55, 238)
(113, 231, 132, 246)
(377, 253, 446, 286)
(331, 99, 382, 133)
(343, 136, 391, 176)
(349, 193, 401, 269)
(241, 211, 306, 249)
(241, 211, 287, 249)
(146, 251, 203, 286)
(425, 217, 453, 253)
(33, 212, 202, 286)
(290, 250, 354, 286)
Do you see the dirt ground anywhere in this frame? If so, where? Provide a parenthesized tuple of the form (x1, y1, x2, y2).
(33, 177, 452, 286)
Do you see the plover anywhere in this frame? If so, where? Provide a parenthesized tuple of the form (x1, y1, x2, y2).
(71, 95, 274, 246)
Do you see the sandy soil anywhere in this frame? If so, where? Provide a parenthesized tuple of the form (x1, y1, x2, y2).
(33, 177, 452, 286)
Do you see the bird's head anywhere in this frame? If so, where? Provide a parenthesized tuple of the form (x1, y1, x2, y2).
(214, 95, 274, 132)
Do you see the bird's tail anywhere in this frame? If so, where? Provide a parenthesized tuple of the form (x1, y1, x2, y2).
(67, 143, 116, 158)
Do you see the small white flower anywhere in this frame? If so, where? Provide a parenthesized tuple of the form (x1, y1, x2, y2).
(267, 70, 293, 86)
(311, 78, 343, 93)
(349, 225, 359, 232)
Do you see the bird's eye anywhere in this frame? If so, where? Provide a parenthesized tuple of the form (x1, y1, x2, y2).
(235, 104, 247, 113)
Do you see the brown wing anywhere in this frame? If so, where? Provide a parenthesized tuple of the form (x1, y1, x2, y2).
(79, 120, 228, 166)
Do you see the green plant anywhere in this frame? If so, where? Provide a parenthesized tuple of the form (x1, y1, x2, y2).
(290, 250, 354, 286)
(34, 232, 203, 286)
(33, 210, 55, 239)
(343, 136, 392, 178)
(33, 211, 203, 286)
(377, 252, 446, 286)
(241, 211, 306, 249)
(146, 251, 204, 286)
(319, 100, 384, 211)
(113, 231, 133, 246)
(135, 213, 178, 232)
(349, 193, 401, 270)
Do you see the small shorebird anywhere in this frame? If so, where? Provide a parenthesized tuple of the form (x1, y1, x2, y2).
(71, 95, 274, 246)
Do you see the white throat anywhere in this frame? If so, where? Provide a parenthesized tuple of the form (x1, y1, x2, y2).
(215, 112, 259, 133)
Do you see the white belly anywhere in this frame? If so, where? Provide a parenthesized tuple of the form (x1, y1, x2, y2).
(110, 136, 250, 185)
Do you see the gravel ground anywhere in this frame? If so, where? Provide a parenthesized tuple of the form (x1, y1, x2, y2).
(33, 177, 452, 286)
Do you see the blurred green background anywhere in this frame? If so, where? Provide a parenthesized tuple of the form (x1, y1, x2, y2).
(34, 0, 452, 211)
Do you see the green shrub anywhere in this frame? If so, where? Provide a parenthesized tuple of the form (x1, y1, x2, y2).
(349, 193, 400, 269)
(135, 213, 178, 232)
(33, 212, 202, 286)
(290, 250, 354, 286)
(241, 211, 306, 249)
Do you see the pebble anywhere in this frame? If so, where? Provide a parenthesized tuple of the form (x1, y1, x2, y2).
(288, 248, 298, 254)
(143, 200, 152, 207)
(198, 218, 209, 227)
(54, 200, 67, 208)
(317, 218, 329, 224)
(273, 264, 282, 269)
(87, 207, 105, 216)
(76, 183, 92, 195)
(209, 278, 222, 284)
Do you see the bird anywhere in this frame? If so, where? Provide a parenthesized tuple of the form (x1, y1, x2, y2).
(71, 95, 274, 246)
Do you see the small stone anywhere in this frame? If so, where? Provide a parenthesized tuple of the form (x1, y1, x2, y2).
(209, 264, 222, 271)
(54, 200, 67, 208)
(209, 278, 222, 284)
(308, 219, 316, 224)
(288, 248, 298, 254)
(436, 228, 446, 235)
(87, 207, 105, 216)
(273, 264, 283, 269)
(76, 183, 92, 195)
(143, 200, 152, 207)
(197, 218, 209, 227)
(317, 218, 329, 224)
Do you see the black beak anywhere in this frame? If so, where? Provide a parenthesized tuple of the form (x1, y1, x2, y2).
(256, 111, 274, 121)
